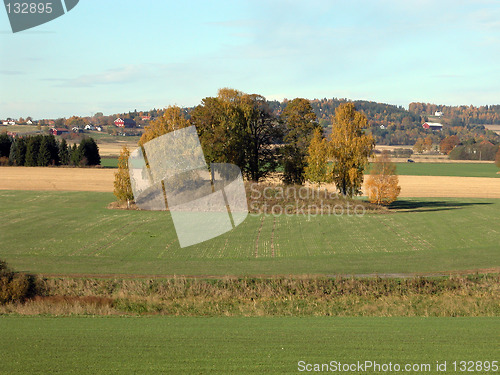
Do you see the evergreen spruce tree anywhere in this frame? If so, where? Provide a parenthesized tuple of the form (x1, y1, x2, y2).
(15, 137, 27, 166)
(59, 138, 69, 165)
(70, 143, 81, 166)
(25, 136, 42, 166)
(78, 137, 101, 166)
(38, 136, 51, 166)
(0, 133, 11, 158)
(8, 139, 17, 165)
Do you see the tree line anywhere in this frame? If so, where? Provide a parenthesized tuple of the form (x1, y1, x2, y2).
(0, 133, 100, 167)
(409, 102, 500, 125)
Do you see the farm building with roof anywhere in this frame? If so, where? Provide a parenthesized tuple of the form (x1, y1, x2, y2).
(422, 122, 443, 131)
(114, 118, 136, 128)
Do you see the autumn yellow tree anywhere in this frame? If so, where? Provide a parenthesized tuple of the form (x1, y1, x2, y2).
(304, 127, 331, 186)
(423, 136, 433, 151)
(329, 103, 375, 197)
(413, 138, 425, 153)
(113, 146, 133, 207)
(139, 105, 190, 146)
(495, 147, 500, 170)
(440, 135, 460, 154)
(365, 150, 401, 205)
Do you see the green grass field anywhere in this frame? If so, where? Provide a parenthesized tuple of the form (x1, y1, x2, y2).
(393, 162, 499, 178)
(100, 157, 119, 168)
(1, 190, 498, 276)
(0, 316, 497, 374)
(98, 160, 500, 178)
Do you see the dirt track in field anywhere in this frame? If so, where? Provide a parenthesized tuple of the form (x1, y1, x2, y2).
(1, 167, 499, 198)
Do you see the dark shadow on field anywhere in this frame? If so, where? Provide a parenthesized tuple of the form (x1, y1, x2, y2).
(387, 200, 493, 213)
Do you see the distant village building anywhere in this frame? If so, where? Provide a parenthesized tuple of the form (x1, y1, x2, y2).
(2, 120, 16, 125)
(422, 122, 443, 131)
(26, 120, 33, 125)
(434, 111, 443, 117)
(114, 118, 136, 128)
(379, 125, 386, 129)
(72, 127, 83, 133)
(141, 116, 151, 121)
(84, 124, 95, 131)
(50, 128, 70, 136)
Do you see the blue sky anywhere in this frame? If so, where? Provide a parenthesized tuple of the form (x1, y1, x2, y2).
(1, 0, 499, 119)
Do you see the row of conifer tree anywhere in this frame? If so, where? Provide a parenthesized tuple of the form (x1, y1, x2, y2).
(0, 133, 100, 166)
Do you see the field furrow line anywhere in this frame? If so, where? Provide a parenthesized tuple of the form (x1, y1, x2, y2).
(255, 215, 265, 258)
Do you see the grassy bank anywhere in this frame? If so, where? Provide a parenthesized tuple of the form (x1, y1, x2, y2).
(1, 274, 498, 317)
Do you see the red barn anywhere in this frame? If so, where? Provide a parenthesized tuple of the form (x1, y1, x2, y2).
(114, 118, 136, 128)
(422, 122, 443, 131)
(50, 128, 69, 135)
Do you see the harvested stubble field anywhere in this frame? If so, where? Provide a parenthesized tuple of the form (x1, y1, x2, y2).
(485, 124, 500, 135)
(97, 141, 140, 156)
(1, 166, 500, 197)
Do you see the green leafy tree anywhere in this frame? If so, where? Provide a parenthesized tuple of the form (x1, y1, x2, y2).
(304, 128, 331, 186)
(329, 103, 375, 197)
(280, 98, 319, 185)
(192, 88, 281, 182)
(192, 90, 247, 168)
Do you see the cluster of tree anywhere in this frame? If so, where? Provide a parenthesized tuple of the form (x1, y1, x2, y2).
(409, 102, 500, 125)
(412, 132, 500, 160)
(448, 141, 499, 161)
(413, 136, 435, 153)
(1, 134, 100, 167)
(115, 91, 391, 204)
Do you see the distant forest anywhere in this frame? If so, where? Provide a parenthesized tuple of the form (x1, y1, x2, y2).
(35, 98, 500, 146)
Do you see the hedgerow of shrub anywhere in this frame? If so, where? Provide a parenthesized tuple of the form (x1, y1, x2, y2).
(0, 260, 39, 304)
